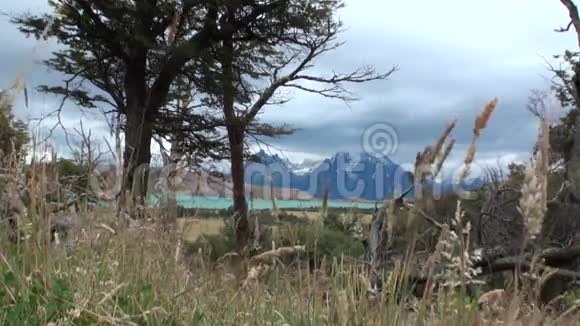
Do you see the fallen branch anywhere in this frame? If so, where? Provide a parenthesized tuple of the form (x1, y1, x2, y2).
(250, 245, 305, 265)
(405, 246, 580, 290)
(476, 245, 580, 269)
(409, 264, 580, 292)
(98, 223, 116, 235)
(478, 257, 580, 280)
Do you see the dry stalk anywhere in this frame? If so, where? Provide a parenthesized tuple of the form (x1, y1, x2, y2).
(519, 119, 550, 238)
(334, 289, 350, 326)
(97, 282, 127, 306)
(413, 119, 457, 201)
(459, 98, 499, 184)
(98, 223, 116, 235)
(242, 265, 268, 289)
(553, 300, 580, 324)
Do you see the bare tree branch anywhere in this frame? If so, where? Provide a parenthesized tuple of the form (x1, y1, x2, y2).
(560, 0, 580, 47)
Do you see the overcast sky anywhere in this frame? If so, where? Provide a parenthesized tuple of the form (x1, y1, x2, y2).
(1, 0, 577, 173)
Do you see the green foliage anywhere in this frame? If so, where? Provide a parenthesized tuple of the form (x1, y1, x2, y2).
(323, 211, 361, 234)
(273, 216, 365, 262)
(11, 1, 348, 162)
(507, 161, 566, 199)
(56, 159, 90, 189)
(1, 270, 72, 324)
(29, 158, 95, 204)
(548, 50, 580, 164)
(253, 210, 307, 226)
(184, 210, 364, 264)
(304, 226, 365, 262)
(549, 108, 578, 164)
(507, 162, 526, 188)
(551, 50, 580, 110)
(188, 225, 238, 261)
(0, 91, 29, 160)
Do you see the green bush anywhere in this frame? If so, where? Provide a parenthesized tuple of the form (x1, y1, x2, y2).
(0, 91, 29, 161)
(184, 222, 237, 262)
(1, 271, 73, 324)
(271, 220, 365, 269)
(184, 211, 365, 266)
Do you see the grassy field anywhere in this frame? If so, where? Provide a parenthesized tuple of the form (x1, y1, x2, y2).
(2, 209, 580, 325)
(178, 218, 225, 243)
(178, 209, 374, 243)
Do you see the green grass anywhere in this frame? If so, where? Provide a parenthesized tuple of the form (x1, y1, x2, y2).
(1, 210, 579, 325)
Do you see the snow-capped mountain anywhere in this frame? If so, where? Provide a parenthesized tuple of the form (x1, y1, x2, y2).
(245, 150, 414, 201)
(245, 150, 486, 201)
(291, 158, 324, 175)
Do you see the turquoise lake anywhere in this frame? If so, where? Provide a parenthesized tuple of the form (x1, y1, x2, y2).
(148, 194, 376, 210)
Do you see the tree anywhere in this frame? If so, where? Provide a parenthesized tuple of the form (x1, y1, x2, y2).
(0, 90, 29, 162)
(214, 1, 396, 250)
(0, 88, 28, 243)
(553, 0, 580, 200)
(12, 0, 288, 214)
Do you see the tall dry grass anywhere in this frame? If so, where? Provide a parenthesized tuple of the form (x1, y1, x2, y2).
(3, 172, 580, 325)
(2, 82, 580, 326)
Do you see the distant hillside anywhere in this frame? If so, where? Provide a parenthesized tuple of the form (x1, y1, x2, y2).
(150, 169, 313, 200)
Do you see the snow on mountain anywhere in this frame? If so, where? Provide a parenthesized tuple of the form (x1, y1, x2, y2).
(245, 150, 414, 201)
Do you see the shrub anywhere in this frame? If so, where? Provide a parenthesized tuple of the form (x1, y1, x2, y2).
(274, 221, 365, 268)
(1, 270, 73, 324)
(184, 222, 237, 262)
(0, 91, 28, 161)
(184, 210, 365, 267)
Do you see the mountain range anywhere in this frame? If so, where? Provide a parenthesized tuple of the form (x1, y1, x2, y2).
(244, 150, 485, 201)
(245, 150, 415, 201)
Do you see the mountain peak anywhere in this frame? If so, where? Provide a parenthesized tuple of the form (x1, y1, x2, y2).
(329, 151, 354, 163)
(252, 150, 291, 167)
(360, 151, 395, 165)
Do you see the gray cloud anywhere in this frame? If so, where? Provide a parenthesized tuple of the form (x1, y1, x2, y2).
(256, 0, 577, 167)
(1, 0, 577, 170)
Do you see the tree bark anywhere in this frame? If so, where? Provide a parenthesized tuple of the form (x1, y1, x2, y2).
(567, 102, 580, 199)
(118, 52, 153, 218)
(229, 134, 249, 250)
(365, 204, 391, 291)
(221, 36, 250, 250)
(166, 141, 181, 227)
(120, 101, 153, 217)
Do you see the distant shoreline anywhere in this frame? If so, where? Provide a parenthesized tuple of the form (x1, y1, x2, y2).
(148, 193, 377, 210)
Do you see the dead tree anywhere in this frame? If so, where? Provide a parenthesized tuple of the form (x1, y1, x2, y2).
(516, 0, 580, 300)
(364, 190, 413, 293)
(477, 183, 526, 258)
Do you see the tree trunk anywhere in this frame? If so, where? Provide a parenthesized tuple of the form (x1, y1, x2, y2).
(166, 142, 181, 227)
(539, 62, 580, 302)
(116, 51, 154, 219)
(221, 35, 250, 250)
(365, 204, 390, 291)
(120, 103, 153, 218)
(229, 133, 249, 250)
(567, 106, 580, 200)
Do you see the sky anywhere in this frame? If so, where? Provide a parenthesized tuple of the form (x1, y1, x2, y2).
(0, 0, 578, 173)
